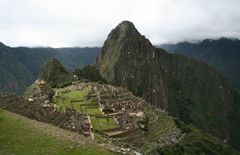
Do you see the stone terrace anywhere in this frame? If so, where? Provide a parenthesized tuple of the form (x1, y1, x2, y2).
(89, 83, 147, 147)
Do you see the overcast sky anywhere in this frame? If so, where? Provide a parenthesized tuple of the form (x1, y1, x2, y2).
(0, 0, 240, 47)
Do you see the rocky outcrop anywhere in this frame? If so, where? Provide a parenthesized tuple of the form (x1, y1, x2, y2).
(38, 58, 72, 88)
(97, 21, 169, 109)
(96, 21, 240, 149)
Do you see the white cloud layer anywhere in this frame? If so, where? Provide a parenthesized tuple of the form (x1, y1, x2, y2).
(0, 0, 240, 47)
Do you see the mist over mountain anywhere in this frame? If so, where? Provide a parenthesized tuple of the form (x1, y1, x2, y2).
(1, 0, 240, 154)
(0, 43, 100, 93)
(1, 20, 240, 154)
(161, 38, 240, 91)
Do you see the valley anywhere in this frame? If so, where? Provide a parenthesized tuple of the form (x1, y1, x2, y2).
(0, 43, 100, 94)
(0, 20, 240, 154)
(1, 0, 240, 153)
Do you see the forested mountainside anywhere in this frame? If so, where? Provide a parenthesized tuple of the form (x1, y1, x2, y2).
(0, 42, 100, 93)
(97, 21, 240, 150)
(161, 38, 240, 91)
(0, 57, 238, 155)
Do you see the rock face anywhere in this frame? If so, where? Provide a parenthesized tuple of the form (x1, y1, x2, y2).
(38, 58, 72, 88)
(96, 21, 240, 149)
(97, 21, 169, 108)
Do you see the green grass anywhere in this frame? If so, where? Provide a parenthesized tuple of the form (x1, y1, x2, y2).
(61, 86, 90, 99)
(53, 86, 90, 112)
(90, 117, 101, 131)
(71, 103, 82, 112)
(53, 87, 119, 132)
(86, 108, 103, 115)
(54, 86, 103, 116)
(0, 109, 116, 155)
(53, 96, 67, 112)
(90, 117, 119, 131)
(90, 97, 98, 102)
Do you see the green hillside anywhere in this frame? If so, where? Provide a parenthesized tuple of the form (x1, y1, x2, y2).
(0, 42, 100, 94)
(0, 109, 115, 155)
(38, 58, 73, 88)
(154, 124, 239, 155)
(161, 38, 240, 91)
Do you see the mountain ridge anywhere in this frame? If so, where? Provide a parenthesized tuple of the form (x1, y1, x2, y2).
(161, 38, 240, 91)
(0, 42, 100, 93)
(1, 21, 240, 154)
(97, 21, 240, 150)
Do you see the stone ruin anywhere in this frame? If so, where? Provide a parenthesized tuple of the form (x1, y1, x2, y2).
(88, 83, 148, 147)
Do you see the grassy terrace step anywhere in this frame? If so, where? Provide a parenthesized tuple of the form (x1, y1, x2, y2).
(0, 109, 116, 155)
(54, 86, 91, 112)
(54, 86, 120, 133)
(85, 107, 103, 115)
(144, 106, 179, 143)
(90, 117, 119, 131)
(147, 119, 177, 142)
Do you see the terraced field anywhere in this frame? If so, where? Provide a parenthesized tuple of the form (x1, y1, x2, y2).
(144, 106, 180, 143)
(90, 117, 119, 131)
(53, 86, 91, 112)
(53, 85, 119, 132)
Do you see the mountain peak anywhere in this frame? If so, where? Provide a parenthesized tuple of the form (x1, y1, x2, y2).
(106, 21, 141, 41)
(38, 58, 72, 88)
(38, 58, 67, 81)
(97, 21, 153, 82)
(97, 22, 240, 149)
(117, 20, 136, 32)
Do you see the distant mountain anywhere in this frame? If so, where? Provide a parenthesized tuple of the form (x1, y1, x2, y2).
(161, 38, 240, 91)
(0, 43, 100, 93)
(97, 21, 240, 150)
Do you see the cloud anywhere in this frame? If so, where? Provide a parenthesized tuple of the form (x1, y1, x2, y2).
(0, 0, 240, 47)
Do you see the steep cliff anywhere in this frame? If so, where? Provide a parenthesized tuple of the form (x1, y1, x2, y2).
(96, 21, 240, 149)
(97, 21, 169, 108)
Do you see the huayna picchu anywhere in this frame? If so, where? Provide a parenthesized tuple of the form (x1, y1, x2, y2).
(97, 21, 240, 151)
(0, 21, 240, 154)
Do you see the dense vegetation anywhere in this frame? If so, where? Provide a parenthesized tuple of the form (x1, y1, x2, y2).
(229, 91, 240, 149)
(155, 125, 239, 155)
(74, 65, 107, 83)
(0, 42, 100, 93)
(38, 58, 73, 88)
(161, 38, 240, 91)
